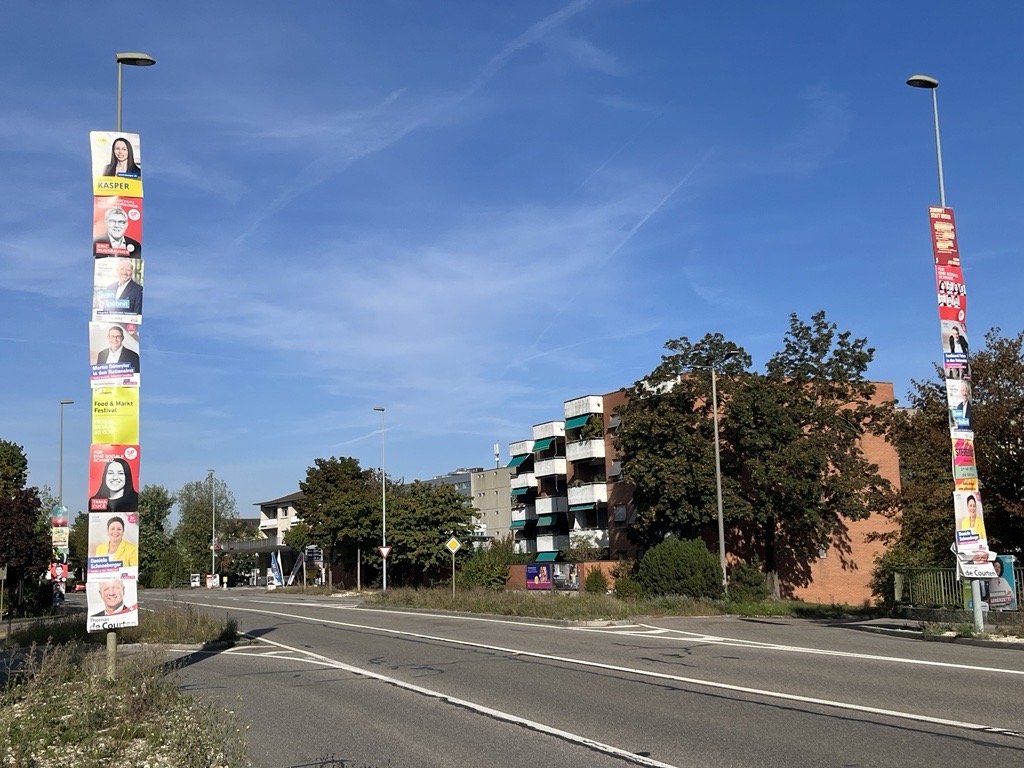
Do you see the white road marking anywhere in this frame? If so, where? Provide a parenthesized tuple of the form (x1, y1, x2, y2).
(163, 597, 1024, 740)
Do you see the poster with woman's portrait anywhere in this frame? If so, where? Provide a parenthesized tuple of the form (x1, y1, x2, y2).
(90, 131, 143, 198)
(88, 511, 140, 570)
(88, 444, 140, 513)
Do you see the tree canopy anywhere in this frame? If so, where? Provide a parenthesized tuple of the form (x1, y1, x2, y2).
(174, 475, 237, 575)
(876, 327, 1024, 578)
(617, 311, 895, 596)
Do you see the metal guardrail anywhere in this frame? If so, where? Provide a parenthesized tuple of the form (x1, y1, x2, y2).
(894, 567, 1023, 609)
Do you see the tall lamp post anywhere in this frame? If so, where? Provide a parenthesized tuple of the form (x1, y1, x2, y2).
(115, 52, 156, 131)
(907, 74, 983, 632)
(708, 350, 738, 594)
(208, 469, 216, 582)
(374, 406, 387, 591)
(58, 400, 74, 508)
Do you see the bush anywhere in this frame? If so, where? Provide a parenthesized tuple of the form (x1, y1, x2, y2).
(727, 558, 770, 603)
(459, 536, 528, 590)
(583, 566, 609, 594)
(636, 538, 723, 599)
(612, 573, 645, 599)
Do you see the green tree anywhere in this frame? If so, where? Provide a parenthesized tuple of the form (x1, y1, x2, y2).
(0, 439, 28, 497)
(0, 441, 51, 610)
(618, 312, 895, 597)
(386, 481, 477, 586)
(174, 475, 237, 575)
(459, 535, 528, 590)
(138, 485, 175, 587)
(871, 327, 1024, 602)
(296, 457, 377, 588)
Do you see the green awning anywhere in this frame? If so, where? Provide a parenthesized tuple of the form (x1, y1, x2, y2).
(510, 519, 528, 529)
(536, 514, 561, 526)
(569, 503, 596, 512)
(532, 437, 554, 452)
(565, 415, 590, 430)
(510, 487, 529, 497)
(535, 552, 559, 562)
(507, 454, 529, 468)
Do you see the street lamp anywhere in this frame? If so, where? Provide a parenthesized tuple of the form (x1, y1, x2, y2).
(708, 351, 738, 594)
(58, 400, 74, 508)
(208, 469, 216, 582)
(374, 406, 387, 591)
(906, 74, 945, 207)
(115, 51, 156, 131)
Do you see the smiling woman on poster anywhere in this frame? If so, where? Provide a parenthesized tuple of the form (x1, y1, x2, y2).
(90, 458, 139, 513)
(102, 137, 141, 179)
(93, 515, 139, 567)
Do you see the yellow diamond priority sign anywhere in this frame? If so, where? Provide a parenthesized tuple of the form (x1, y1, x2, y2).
(445, 537, 461, 554)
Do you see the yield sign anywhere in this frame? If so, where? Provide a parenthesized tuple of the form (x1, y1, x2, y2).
(378, 546, 393, 560)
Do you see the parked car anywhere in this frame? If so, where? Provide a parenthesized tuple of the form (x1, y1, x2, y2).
(72, 582, 87, 593)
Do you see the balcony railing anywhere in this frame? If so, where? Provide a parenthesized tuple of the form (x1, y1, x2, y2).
(510, 472, 536, 490)
(535, 496, 567, 516)
(564, 395, 603, 419)
(567, 439, 605, 463)
(536, 534, 569, 552)
(568, 483, 608, 506)
(534, 458, 567, 478)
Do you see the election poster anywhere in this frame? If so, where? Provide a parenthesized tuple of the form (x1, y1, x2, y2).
(86, 576, 139, 633)
(88, 511, 140, 569)
(92, 387, 139, 445)
(953, 491, 991, 564)
(952, 438, 978, 491)
(935, 263, 966, 325)
(945, 379, 974, 435)
(93, 256, 144, 322)
(89, 131, 143, 198)
(92, 196, 143, 258)
(929, 206, 959, 267)
(88, 444, 140, 513)
(89, 321, 140, 387)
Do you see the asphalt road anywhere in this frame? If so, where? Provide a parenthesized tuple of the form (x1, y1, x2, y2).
(144, 588, 1024, 768)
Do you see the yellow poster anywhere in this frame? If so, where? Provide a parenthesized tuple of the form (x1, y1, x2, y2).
(92, 387, 140, 444)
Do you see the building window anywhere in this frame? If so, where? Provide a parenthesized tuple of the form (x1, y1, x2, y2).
(613, 505, 628, 528)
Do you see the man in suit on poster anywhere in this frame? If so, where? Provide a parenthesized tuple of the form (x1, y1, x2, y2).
(95, 325, 140, 373)
(103, 258, 143, 315)
(94, 206, 142, 257)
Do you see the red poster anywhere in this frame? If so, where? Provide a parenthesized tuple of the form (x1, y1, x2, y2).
(93, 196, 143, 258)
(88, 444, 140, 513)
(929, 206, 959, 267)
(935, 263, 966, 324)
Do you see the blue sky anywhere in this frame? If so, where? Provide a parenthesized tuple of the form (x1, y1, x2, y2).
(3, 1, 1022, 524)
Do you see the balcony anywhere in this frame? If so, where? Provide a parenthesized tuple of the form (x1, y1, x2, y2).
(514, 539, 538, 555)
(509, 439, 533, 457)
(536, 533, 569, 552)
(568, 482, 608, 506)
(569, 529, 609, 549)
(567, 439, 605, 463)
(564, 395, 603, 419)
(510, 472, 536, 491)
(532, 420, 565, 441)
(534, 457, 567, 478)
(511, 504, 537, 524)
(535, 496, 567, 516)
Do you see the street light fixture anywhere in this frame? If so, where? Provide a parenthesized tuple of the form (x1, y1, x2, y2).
(374, 407, 387, 591)
(58, 400, 74, 509)
(115, 51, 156, 131)
(906, 74, 945, 207)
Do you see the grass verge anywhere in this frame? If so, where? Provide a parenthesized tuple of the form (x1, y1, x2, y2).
(362, 586, 882, 621)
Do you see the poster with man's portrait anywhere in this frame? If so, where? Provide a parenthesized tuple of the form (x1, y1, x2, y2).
(86, 575, 139, 633)
(89, 322, 140, 387)
(93, 256, 144, 323)
(92, 196, 143, 258)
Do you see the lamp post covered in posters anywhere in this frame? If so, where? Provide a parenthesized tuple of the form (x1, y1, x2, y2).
(374, 407, 388, 591)
(906, 74, 983, 632)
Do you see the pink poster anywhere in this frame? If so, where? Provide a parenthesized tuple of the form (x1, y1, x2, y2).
(93, 196, 143, 258)
(88, 444, 140, 513)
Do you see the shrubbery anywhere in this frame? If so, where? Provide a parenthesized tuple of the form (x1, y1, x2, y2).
(636, 538, 723, 599)
(727, 558, 770, 603)
(583, 566, 609, 594)
(459, 536, 529, 590)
